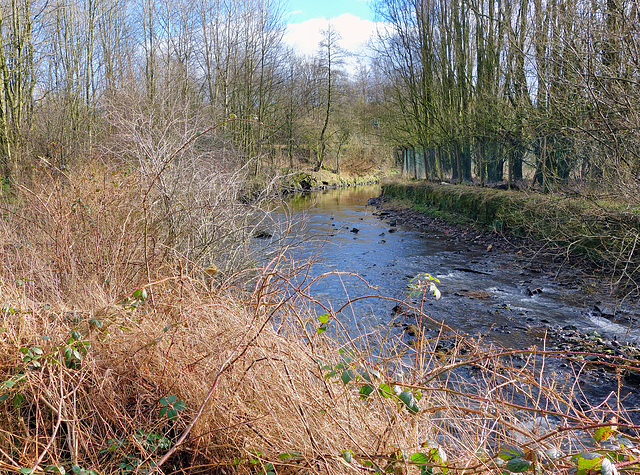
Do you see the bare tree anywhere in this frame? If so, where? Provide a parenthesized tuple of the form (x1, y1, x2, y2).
(0, 0, 36, 182)
(314, 24, 346, 171)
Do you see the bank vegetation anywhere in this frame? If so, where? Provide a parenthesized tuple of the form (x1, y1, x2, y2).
(382, 181, 640, 293)
(1, 166, 639, 474)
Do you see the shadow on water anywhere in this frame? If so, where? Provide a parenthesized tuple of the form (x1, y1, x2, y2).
(272, 185, 640, 418)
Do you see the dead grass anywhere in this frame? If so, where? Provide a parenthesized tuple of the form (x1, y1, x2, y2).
(1, 168, 639, 474)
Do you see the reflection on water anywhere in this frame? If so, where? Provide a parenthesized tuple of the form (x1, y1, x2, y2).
(285, 185, 383, 210)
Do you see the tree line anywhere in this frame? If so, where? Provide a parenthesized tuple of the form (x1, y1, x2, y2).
(4, 0, 639, 196)
(0, 0, 385, 186)
(374, 0, 640, 193)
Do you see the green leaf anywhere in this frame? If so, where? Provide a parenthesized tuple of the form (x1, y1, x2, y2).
(159, 407, 167, 417)
(616, 436, 634, 448)
(341, 369, 355, 385)
(89, 318, 103, 329)
(316, 327, 327, 334)
(379, 384, 395, 398)
(398, 390, 420, 414)
(573, 453, 604, 471)
(278, 451, 301, 460)
(342, 450, 354, 463)
(428, 447, 447, 467)
(498, 445, 525, 461)
(318, 314, 330, 324)
(46, 465, 66, 474)
(364, 368, 381, 381)
(3, 380, 16, 388)
(167, 408, 178, 419)
(504, 457, 531, 473)
(0, 394, 9, 402)
(398, 390, 413, 405)
(159, 397, 168, 406)
(173, 400, 186, 411)
(167, 395, 178, 404)
(262, 462, 276, 475)
(13, 393, 24, 409)
(410, 452, 430, 466)
(359, 384, 374, 399)
(595, 426, 614, 443)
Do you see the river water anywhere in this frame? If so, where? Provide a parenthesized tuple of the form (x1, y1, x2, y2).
(271, 185, 640, 419)
(275, 185, 640, 346)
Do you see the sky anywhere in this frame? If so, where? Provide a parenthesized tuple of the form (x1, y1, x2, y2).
(283, 0, 380, 70)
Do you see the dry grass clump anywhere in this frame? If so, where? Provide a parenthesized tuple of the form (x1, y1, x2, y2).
(0, 165, 153, 308)
(1, 169, 639, 474)
(2, 276, 639, 474)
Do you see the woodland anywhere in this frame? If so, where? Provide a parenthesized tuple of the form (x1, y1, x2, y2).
(374, 0, 640, 194)
(0, 0, 638, 198)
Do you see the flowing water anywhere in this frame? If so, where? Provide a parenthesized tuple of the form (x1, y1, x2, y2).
(271, 185, 640, 417)
(276, 186, 639, 344)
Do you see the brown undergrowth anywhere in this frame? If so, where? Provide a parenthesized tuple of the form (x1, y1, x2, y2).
(1, 168, 639, 474)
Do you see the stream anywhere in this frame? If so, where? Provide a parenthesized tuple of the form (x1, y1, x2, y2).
(272, 185, 640, 416)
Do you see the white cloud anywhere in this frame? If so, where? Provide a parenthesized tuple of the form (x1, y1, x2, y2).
(284, 13, 381, 72)
(285, 18, 329, 57)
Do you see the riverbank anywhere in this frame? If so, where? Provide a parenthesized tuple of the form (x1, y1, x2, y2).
(380, 180, 640, 294)
(279, 168, 383, 192)
(1, 169, 639, 474)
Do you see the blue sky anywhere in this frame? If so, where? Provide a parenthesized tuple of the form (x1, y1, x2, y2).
(283, 0, 380, 67)
(285, 0, 374, 22)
